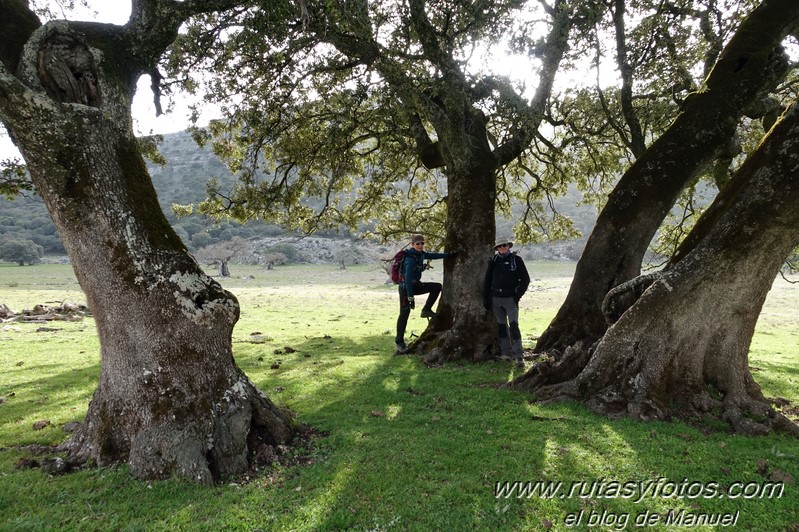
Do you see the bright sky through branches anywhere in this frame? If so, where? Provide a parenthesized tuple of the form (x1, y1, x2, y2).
(1, 1, 615, 160)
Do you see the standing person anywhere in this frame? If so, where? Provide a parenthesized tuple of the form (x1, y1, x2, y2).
(395, 234, 457, 354)
(483, 236, 530, 367)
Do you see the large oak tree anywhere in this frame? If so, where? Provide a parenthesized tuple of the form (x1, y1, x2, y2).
(0, 0, 295, 483)
(513, 92, 799, 436)
(535, 0, 799, 353)
(512, 0, 799, 434)
(169, 0, 580, 364)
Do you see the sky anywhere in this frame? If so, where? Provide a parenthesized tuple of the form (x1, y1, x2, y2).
(0, 2, 215, 160)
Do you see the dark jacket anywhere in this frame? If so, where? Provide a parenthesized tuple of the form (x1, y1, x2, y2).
(402, 248, 449, 297)
(483, 251, 530, 307)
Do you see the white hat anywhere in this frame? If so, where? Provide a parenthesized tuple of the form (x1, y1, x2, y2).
(494, 236, 513, 249)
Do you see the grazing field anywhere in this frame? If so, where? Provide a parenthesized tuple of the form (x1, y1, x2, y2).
(1, 261, 798, 530)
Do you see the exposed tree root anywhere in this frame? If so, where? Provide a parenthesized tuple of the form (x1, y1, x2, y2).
(721, 396, 799, 437)
(21, 420, 323, 485)
(59, 374, 297, 484)
(412, 311, 495, 365)
(512, 361, 799, 437)
(508, 342, 592, 392)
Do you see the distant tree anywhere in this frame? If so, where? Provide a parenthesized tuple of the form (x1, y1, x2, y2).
(261, 251, 287, 270)
(194, 236, 253, 277)
(330, 240, 383, 271)
(259, 242, 300, 264)
(189, 231, 213, 250)
(0, 237, 42, 265)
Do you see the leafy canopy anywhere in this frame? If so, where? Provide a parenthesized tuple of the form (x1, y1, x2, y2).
(165, 0, 577, 244)
(160, 0, 788, 256)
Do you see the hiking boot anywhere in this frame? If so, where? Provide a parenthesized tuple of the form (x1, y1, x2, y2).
(420, 308, 437, 319)
(395, 341, 409, 354)
(514, 359, 525, 369)
(498, 354, 512, 361)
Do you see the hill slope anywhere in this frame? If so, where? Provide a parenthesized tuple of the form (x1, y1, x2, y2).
(0, 131, 597, 260)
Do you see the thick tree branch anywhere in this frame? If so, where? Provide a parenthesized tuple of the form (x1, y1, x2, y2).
(0, 0, 41, 74)
(493, 0, 572, 166)
(301, 4, 450, 151)
(611, 0, 646, 157)
(120, 0, 256, 83)
(0, 60, 55, 132)
(407, 0, 465, 86)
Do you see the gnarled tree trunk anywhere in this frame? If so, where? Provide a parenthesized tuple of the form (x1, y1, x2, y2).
(535, 0, 799, 354)
(0, 7, 295, 483)
(513, 97, 799, 436)
(413, 147, 498, 364)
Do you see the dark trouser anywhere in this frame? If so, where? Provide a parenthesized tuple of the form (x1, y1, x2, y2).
(396, 281, 441, 343)
(492, 296, 523, 359)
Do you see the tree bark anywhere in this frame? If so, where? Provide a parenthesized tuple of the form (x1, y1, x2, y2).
(611, 0, 646, 158)
(535, 0, 799, 354)
(0, 11, 295, 483)
(513, 96, 799, 436)
(413, 130, 498, 364)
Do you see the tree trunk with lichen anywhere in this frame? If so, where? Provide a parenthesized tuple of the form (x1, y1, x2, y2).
(512, 97, 799, 436)
(0, 10, 294, 483)
(534, 0, 799, 355)
(410, 108, 499, 364)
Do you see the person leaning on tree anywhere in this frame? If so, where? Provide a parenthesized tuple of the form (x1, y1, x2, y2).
(395, 234, 458, 354)
(483, 236, 530, 367)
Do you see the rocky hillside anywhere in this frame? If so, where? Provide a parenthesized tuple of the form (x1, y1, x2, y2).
(0, 130, 597, 263)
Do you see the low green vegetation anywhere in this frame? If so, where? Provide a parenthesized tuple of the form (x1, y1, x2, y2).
(1, 262, 798, 530)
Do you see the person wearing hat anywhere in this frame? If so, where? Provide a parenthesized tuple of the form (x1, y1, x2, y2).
(395, 234, 458, 354)
(483, 236, 530, 366)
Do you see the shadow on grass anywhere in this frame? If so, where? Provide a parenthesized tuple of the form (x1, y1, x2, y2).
(230, 333, 554, 528)
(231, 332, 799, 529)
(2, 332, 799, 529)
(235, 335, 647, 529)
(751, 359, 799, 381)
(0, 360, 98, 448)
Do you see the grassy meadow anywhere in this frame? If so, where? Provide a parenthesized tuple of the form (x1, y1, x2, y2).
(1, 261, 798, 531)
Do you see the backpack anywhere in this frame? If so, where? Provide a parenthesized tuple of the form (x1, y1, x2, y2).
(493, 251, 517, 271)
(390, 249, 407, 284)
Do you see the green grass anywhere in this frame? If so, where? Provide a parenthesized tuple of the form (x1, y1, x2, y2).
(1, 262, 798, 530)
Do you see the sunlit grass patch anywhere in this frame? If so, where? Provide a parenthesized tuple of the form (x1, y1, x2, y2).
(1, 262, 798, 530)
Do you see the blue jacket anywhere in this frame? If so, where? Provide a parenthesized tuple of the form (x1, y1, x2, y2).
(402, 248, 449, 297)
